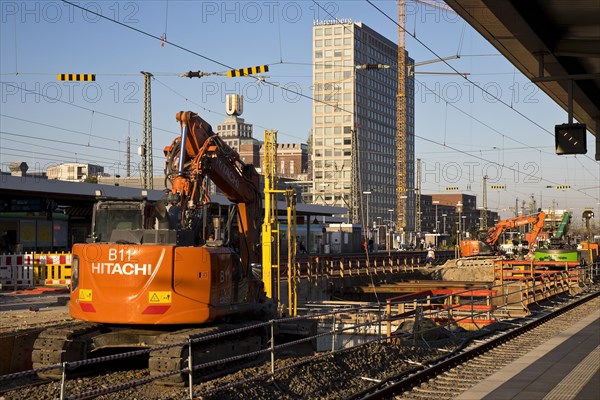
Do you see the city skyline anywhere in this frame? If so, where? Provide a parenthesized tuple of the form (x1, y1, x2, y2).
(1, 1, 597, 220)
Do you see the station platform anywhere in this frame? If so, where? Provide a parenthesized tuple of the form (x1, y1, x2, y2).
(457, 309, 599, 400)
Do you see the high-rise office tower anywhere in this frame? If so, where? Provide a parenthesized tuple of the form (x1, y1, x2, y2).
(311, 20, 415, 231)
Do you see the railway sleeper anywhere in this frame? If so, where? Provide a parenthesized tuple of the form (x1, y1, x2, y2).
(427, 379, 473, 388)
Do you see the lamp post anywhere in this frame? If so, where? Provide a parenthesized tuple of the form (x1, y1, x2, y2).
(432, 200, 439, 247)
(387, 208, 394, 252)
(457, 201, 463, 243)
(442, 213, 447, 234)
(363, 191, 372, 238)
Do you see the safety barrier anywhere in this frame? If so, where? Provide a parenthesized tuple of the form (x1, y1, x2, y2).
(30, 253, 72, 286)
(0, 252, 72, 289)
(289, 252, 443, 280)
(0, 254, 34, 289)
(0, 261, 597, 399)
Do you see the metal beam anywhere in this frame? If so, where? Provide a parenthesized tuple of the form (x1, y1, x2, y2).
(531, 73, 600, 82)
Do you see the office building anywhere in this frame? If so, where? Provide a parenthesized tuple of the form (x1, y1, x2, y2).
(311, 20, 415, 231)
(47, 163, 104, 182)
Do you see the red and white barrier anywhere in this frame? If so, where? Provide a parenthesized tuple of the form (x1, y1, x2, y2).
(0, 253, 34, 289)
(1, 252, 74, 289)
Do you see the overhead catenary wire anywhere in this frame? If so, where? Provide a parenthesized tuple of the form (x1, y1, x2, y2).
(60, 0, 354, 115)
(309, 1, 598, 171)
(0, 114, 168, 166)
(1, 136, 125, 167)
(59, 0, 595, 172)
(1, 130, 133, 155)
(363, 0, 561, 139)
(1, 147, 164, 177)
(163, 0, 169, 45)
(1, 114, 121, 142)
(1, 140, 165, 176)
(5, 2, 596, 203)
(0, 72, 180, 76)
(0, 82, 173, 134)
(414, 132, 598, 200)
(414, 78, 570, 159)
(152, 77, 310, 143)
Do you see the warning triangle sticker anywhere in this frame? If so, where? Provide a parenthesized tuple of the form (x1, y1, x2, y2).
(150, 293, 160, 302)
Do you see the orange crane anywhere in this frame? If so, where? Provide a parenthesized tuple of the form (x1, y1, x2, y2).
(460, 211, 546, 257)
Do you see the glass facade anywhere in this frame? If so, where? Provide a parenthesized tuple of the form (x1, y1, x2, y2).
(312, 22, 415, 230)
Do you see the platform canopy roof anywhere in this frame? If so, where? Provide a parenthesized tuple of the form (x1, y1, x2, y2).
(445, 0, 600, 142)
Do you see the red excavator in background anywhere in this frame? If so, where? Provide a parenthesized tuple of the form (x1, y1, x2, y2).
(33, 111, 274, 383)
(460, 211, 546, 257)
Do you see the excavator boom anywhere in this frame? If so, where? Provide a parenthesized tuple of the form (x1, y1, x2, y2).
(460, 211, 546, 257)
(485, 211, 546, 246)
(553, 212, 572, 239)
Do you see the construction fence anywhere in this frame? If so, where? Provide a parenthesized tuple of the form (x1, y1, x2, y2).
(0, 253, 72, 290)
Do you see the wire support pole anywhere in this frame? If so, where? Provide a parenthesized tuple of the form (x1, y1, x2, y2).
(141, 71, 154, 189)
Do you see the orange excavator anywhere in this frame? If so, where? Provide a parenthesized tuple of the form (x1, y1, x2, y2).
(33, 112, 274, 383)
(460, 211, 546, 257)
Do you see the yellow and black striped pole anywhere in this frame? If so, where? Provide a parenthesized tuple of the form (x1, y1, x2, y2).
(57, 74, 95, 81)
(226, 65, 268, 78)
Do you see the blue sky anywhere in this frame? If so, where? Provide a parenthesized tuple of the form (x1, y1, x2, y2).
(1, 1, 598, 223)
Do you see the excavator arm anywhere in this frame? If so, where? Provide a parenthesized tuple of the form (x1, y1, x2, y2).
(524, 211, 546, 245)
(164, 111, 259, 205)
(553, 212, 572, 239)
(484, 211, 546, 247)
(461, 211, 547, 257)
(164, 111, 261, 266)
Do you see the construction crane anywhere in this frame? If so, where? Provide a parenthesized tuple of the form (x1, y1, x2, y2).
(396, 0, 407, 232)
(396, 0, 456, 234)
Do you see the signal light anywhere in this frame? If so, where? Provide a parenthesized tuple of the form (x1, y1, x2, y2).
(555, 123, 587, 155)
(227, 65, 268, 78)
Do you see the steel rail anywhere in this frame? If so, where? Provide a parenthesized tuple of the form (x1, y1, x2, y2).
(346, 288, 600, 400)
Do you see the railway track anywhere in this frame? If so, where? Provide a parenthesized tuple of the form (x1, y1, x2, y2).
(2, 285, 598, 399)
(352, 287, 600, 400)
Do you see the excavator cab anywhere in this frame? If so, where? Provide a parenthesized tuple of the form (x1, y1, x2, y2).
(89, 199, 155, 244)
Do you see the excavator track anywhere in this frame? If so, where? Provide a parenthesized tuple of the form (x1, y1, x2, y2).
(149, 323, 267, 385)
(32, 322, 103, 380)
(30, 321, 267, 384)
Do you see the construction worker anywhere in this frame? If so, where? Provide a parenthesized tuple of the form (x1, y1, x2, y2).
(426, 247, 435, 265)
